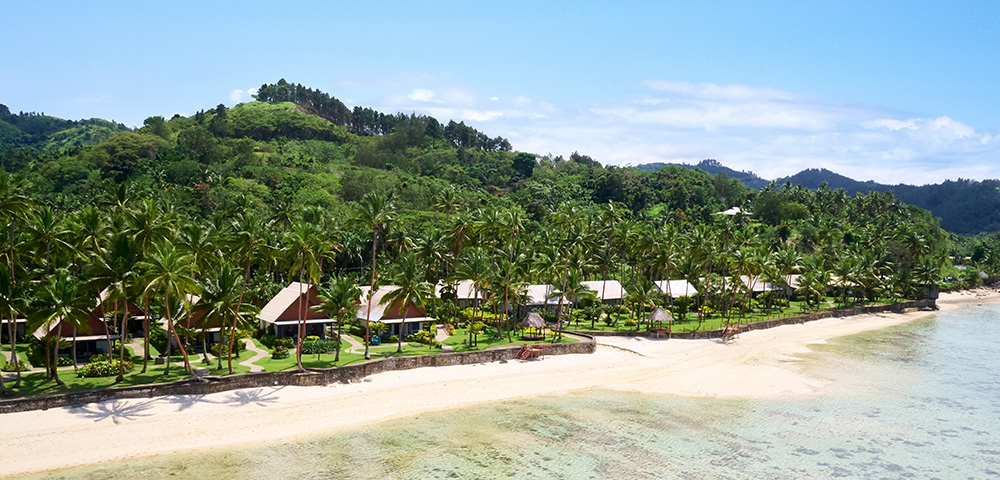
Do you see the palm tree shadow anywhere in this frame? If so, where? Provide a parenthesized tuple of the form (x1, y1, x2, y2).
(225, 386, 285, 407)
(158, 393, 218, 411)
(70, 399, 158, 424)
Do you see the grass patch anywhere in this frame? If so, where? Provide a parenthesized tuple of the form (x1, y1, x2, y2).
(443, 328, 576, 352)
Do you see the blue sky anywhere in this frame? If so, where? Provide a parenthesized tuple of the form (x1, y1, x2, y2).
(3, 1, 998, 185)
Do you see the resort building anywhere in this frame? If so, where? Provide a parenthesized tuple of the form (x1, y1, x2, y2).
(173, 294, 223, 346)
(257, 282, 334, 340)
(94, 288, 149, 337)
(356, 286, 434, 338)
(581, 280, 628, 305)
(654, 279, 700, 298)
(518, 284, 569, 316)
(32, 313, 119, 361)
(0, 317, 27, 340)
(435, 279, 485, 308)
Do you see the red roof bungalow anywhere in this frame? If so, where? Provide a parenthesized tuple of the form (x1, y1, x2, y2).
(33, 313, 119, 362)
(257, 282, 334, 340)
(356, 286, 434, 339)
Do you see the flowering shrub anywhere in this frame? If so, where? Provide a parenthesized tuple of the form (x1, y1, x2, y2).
(77, 359, 134, 378)
(88, 353, 108, 363)
(271, 345, 290, 359)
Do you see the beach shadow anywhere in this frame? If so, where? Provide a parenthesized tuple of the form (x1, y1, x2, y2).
(70, 399, 158, 424)
(158, 393, 218, 411)
(224, 386, 285, 407)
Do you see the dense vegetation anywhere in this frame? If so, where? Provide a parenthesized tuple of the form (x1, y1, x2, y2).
(649, 159, 1000, 235)
(0, 80, 973, 395)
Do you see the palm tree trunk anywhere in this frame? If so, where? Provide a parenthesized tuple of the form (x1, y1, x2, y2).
(71, 329, 78, 372)
(8, 309, 20, 388)
(397, 311, 407, 354)
(296, 271, 305, 371)
(365, 235, 378, 360)
(141, 293, 150, 373)
(164, 288, 194, 377)
(334, 316, 342, 362)
(52, 333, 63, 385)
(117, 298, 128, 382)
(226, 260, 251, 374)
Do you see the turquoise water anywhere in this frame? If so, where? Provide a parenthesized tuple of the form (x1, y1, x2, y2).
(21, 305, 1000, 479)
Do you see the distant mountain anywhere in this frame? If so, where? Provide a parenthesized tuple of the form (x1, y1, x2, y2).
(637, 160, 1000, 235)
(636, 159, 770, 190)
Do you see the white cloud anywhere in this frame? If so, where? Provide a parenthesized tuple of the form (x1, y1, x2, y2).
(407, 88, 436, 102)
(359, 78, 999, 185)
(229, 88, 257, 104)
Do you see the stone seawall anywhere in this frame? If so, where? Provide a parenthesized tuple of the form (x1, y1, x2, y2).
(571, 299, 937, 340)
(0, 336, 596, 414)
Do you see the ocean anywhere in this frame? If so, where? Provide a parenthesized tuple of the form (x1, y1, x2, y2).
(19, 304, 1000, 479)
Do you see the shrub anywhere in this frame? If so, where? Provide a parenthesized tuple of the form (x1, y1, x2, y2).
(271, 345, 289, 359)
(77, 359, 135, 378)
(388, 335, 398, 343)
(624, 318, 637, 327)
(443, 323, 455, 335)
(58, 356, 74, 366)
(301, 339, 337, 355)
(259, 334, 276, 349)
(148, 325, 168, 354)
(277, 338, 294, 349)
(209, 339, 247, 357)
(88, 353, 108, 363)
(305, 335, 320, 342)
(1, 359, 29, 372)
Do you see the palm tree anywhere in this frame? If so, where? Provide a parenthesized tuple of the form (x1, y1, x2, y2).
(138, 242, 199, 376)
(28, 269, 92, 386)
(25, 206, 73, 276)
(225, 211, 269, 373)
(380, 252, 434, 354)
(195, 265, 258, 371)
(282, 222, 323, 371)
(354, 192, 394, 360)
(313, 276, 362, 362)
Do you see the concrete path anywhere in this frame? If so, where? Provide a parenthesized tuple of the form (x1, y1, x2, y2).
(239, 338, 268, 373)
(339, 332, 365, 353)
(435, 324, 453, 352)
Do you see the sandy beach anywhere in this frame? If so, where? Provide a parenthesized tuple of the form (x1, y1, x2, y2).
(3, 290, 998, 478)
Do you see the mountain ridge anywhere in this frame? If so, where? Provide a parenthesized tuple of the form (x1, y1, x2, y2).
(637, 160, 1000, 235)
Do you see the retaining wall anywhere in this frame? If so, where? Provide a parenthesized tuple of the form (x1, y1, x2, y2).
(0, 336, 595, 414)
(571, 299, 937, 340)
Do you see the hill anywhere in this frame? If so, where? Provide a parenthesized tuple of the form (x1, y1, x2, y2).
(636, 159, 770, 190)
(640, 161, 1000, 235)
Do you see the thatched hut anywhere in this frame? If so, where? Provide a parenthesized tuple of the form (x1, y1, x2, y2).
(648, 307, 673, 328)
(519, 312, 546, 340)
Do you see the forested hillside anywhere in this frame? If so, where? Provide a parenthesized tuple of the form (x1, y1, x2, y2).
(647, 160, 1000, 235)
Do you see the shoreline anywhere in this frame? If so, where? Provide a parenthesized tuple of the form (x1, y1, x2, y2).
(4, 289, 999, 478)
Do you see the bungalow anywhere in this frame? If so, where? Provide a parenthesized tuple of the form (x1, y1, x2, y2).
(93, 288, 149, 337)
(581, 280, 628, 305)
(654, 279, 700, 299)
(173, 294, 223, 347)
(33, 313, 119, 361)
(435, 279, 485, 308)
(1, 318, 27, 340)
(517, 284, 569, 316)
(356, 286, 433, 338)
(257, 282, 334, 340)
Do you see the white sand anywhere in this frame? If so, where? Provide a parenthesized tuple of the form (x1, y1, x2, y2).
(2, 290, 996, 478)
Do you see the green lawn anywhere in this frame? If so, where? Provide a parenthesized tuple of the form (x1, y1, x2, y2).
(3, 343, 255, 397)
(565, 297, 908, 334)
(442, 327, 577, 352)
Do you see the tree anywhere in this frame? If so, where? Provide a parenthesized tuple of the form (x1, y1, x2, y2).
(353, 192, 394, 360)
(282, 222, 323, 371)
(138, 242, 198, 376)
(28, 269, 92, 386)
(313, 276, 362, 362)
(379, 252, 434, 354)
(195, 265, 257, 371)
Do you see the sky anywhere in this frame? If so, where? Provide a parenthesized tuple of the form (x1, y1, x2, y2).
(3, 1, 999, 185)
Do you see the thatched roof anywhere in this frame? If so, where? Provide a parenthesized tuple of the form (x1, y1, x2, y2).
(648, 307, 674, 323)
(520, 312, 546, 328)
